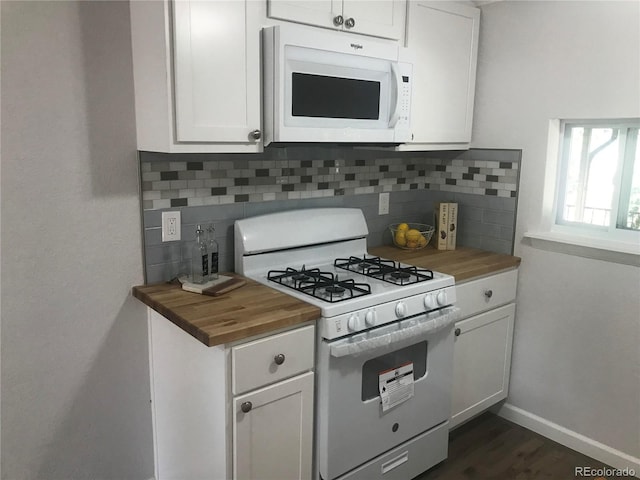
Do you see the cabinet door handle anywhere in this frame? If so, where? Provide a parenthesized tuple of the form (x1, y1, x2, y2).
(250, 129, 261, 140)
(274, 353, 286, 365)
(240, 401, 252, 413)
(333, 15, 344, 26)
(484, 289, 493, 299)
(345, 17, 355, 28)
(454, 327, 461, 337)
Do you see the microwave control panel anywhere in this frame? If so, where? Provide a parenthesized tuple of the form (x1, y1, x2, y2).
(394, 62, 412, 142)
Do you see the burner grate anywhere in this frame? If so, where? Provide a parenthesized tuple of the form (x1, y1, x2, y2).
(334, 255, 434, 285)
(268, 266, 371, 303)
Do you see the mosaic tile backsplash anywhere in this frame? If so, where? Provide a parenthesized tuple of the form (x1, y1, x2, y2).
(140, 147, 519, 211)
(140, 147, 521, 283)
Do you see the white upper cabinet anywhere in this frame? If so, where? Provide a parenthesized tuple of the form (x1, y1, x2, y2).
(399, 1, 480, 150)
(268, 0, 406, 40)
(130, 0, 263, 153)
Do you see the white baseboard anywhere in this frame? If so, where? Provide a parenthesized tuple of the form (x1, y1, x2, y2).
(497, 403, 640, 477)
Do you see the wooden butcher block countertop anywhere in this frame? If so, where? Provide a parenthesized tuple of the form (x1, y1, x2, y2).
(132, 275, 321, 347)
(369, 246, 521, 283)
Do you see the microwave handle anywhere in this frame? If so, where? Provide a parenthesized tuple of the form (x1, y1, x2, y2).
(389, 62, 402, 128)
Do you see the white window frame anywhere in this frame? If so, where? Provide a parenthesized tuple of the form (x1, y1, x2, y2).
(526, 119, 640, 265)
(552, 118, 639, 244)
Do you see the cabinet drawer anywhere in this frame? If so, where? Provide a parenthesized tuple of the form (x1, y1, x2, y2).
(455, 269, 518, 319)
(232, 325, 315, 395)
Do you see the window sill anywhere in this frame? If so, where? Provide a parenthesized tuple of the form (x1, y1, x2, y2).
(523, 231, 640, 267)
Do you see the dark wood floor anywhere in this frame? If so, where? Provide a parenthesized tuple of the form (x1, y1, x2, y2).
(414, 413, 629, 480)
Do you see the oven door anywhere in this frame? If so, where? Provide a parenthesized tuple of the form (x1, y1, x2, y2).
(316, 307, 459, 480)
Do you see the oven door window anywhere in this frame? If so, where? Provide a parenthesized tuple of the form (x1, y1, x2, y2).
(361, 341, 427, 401)
(291, 73, 380, 120)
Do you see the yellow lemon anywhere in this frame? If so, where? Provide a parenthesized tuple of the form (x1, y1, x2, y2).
(405, 229, 421, 242)
(394, 230, 407, 247)
(397, 223, 410, 232)
(406, 240, 419, 248)
(417, 235, 427, 247)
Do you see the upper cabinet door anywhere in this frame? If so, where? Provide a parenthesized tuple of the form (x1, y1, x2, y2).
(172, 0, 261, 144)
(268, 0, 339, 31)
(341, 0, 406, 40)
(268, 0, 406, 40)
(404, 1, 480, 147)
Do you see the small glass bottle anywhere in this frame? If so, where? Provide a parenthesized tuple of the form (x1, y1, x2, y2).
(191, 224, 209, 284)
(206, 224, 219, 281)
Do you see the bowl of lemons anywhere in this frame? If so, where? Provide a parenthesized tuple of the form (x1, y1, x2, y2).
(389, 223, 434, 250)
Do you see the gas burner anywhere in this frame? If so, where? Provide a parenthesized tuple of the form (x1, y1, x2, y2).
(268, 267, 371, 303)
(324, 285, 346, 296)
(390, 271, 411, 280)
(335, 256, 434, 285)
(291, 265, 314, 281)
(268, 266, 323, 288)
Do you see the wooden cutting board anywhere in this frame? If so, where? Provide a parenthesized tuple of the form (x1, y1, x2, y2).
(181, 275, 246, 296)
(201, 277, 246, 296)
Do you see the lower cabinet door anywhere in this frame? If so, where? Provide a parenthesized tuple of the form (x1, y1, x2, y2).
(233, 372, 314, 480)
(450, 303, 516, 429)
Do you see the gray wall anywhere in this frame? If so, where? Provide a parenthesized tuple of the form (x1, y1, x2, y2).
(1, 2, 153, 478)
(141, 149, 520, 283)
(473, 0, 640, 461)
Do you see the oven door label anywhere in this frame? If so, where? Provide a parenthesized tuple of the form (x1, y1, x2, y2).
(379, 362, 414, 412)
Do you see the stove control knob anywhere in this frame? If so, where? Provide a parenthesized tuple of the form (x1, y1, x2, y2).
(424, 293, 437, 310)
(365, 310, 377, 327)
(347, 314, 358, 331)
(437, 290, 448, 306)
(395, 302, 407, 318)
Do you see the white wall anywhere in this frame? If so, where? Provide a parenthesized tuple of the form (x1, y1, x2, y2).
(472, 0, 640, 465)
(1, 1, 153, 478)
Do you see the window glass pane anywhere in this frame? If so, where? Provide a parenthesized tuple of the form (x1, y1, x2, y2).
(585, 128, 618, 225)
(562, 127, 583, 222)
(622, 130, 640, 230)
(560, 127, 619, 227)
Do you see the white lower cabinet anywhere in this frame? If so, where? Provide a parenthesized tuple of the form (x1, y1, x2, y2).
(230, 325, 315, 480)
(450, 270, 518, 429)
(233, 373, 314, 480)
(147, 308, 315, 479)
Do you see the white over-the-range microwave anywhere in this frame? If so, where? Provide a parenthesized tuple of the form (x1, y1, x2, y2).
(263, 24, 412, 146)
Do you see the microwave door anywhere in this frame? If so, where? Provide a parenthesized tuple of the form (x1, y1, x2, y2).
(285, 61, 391, 129)
(291, 73, 381, 121)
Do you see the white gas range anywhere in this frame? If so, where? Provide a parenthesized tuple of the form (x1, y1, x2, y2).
(235, 208, 460, 480)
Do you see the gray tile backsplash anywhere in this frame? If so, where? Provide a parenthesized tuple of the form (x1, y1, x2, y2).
(140, 147, 521, 283)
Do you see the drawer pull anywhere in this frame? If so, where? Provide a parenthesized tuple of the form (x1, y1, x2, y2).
(454, 327, 461, 337)
(241, 401, 252, 413)
(274, 353, 286, 365)
(484, 289, 493, 299)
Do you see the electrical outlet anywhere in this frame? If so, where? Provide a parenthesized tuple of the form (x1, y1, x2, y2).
(378, 192, 390, 215)
(161, 211, 181, 242)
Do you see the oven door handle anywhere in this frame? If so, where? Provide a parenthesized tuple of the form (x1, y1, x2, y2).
(329, 306, 461, 358)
